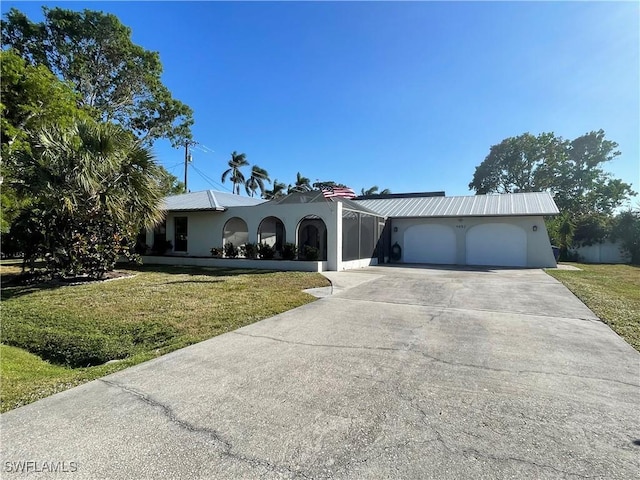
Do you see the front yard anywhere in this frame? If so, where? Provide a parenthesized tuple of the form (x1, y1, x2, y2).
(546, 263, 640, 352)
(0, 264, 330, 412)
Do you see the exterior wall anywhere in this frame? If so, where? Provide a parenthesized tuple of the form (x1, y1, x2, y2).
(389, 215, 556, 268)
(151, 200, 342, 270)
(142, 255, 328, 272)
(571, 241, 630, 264)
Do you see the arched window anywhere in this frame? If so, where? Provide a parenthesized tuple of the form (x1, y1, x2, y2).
(223, 217, 249, 248)
(297, 216, 327, 261)
(258, 216, 286, 253)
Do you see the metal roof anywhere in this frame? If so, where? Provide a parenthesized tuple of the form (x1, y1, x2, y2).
(273, 191, 382, 216)
(355, 192, 559, 218)
(162, 190, 265, 211)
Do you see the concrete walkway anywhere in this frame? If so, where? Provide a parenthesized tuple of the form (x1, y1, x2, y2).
(2, 266, 639, 479)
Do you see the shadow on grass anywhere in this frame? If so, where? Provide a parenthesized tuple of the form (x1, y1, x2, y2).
(1, 262, 285, 301)
(125, 263, 281, 277)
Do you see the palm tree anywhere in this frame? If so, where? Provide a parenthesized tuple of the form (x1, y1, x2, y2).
(289, 172, 312, 193)
(245, 165, 271, 197)
(221, 151, 249, 195)
(15, 119, 165, 277)
(360, 186, 391, 196)
(263, 180, 287, 200)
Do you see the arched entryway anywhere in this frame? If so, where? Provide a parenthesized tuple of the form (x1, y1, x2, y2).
(223, 217, 249, 248)
(297, 216, 327, 261)
(258, 216, 285, 254)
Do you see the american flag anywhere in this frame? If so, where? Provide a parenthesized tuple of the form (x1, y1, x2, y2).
(319, 185, 357, 200)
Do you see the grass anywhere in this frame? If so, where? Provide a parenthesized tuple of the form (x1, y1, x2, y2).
(546, 263, 640, 352)
(0, 263, 330, 412)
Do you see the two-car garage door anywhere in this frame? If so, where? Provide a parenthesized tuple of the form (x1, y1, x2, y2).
(402, 222, 527, 267)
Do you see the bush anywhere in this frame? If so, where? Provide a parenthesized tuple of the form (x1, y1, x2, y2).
(210, 247, 223, 257)
(223, 242, 239, 258)
(258, 243, 275, 260)
(282, 242, 298, 260)
(303, 245, 320, 261)
(240, 242, 258, 259)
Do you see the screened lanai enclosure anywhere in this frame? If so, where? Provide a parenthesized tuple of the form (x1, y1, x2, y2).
(341, 206, 386, 262)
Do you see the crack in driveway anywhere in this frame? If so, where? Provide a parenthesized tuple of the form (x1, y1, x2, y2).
(99, 379, 311, 479)
(231, 332, 640, 389)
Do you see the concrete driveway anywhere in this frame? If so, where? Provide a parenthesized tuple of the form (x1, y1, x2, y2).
(2, 266, 639, 479)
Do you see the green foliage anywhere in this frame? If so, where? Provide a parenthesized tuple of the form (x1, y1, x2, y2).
(210, 247, 223, 257)
(1, 7, 193, 146)
(572, 213, 613, 247)
(245, 165, 271, 197)
(264, 179, 288, 199)
(282, 242, 298, 260)
(9, 120, 165, 278)
(240, 242, 258, 259)
(288, 172, 312, 194)
(469, 130, 635, 216)
(221, 151, 249, 195)
(1, 50, 88, 234)
(302, 245, 320, 261)
(223, 242, 239, 258)
(360, 186, 392, 196)
(611, 210, 640, 265)
(257, 242, 276, 260)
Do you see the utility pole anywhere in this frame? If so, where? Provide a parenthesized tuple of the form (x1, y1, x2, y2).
(183, 140, 197, 192)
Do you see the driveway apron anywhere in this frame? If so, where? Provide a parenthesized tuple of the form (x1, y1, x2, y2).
(1, 266, 639, 479)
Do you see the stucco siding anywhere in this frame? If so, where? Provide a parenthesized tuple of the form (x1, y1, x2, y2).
(390, 216, 556, 268)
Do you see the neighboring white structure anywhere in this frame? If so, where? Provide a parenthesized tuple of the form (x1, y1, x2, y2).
(144, 190, 559, 271)
(570, 241, 630, 264)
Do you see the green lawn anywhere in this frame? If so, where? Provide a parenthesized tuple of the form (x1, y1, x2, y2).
(0, 264, 330, 412)
(546, 263, 640, 352)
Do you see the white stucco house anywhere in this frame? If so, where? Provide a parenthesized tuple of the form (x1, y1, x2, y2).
(143, 190, 559, 271)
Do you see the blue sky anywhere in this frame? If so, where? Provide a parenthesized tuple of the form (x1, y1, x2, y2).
(3, 1, 639, 204)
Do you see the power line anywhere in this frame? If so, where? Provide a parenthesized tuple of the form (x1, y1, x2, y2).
(191, 164, 233, 193)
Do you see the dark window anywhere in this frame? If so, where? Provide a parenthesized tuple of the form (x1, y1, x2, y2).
(174, 217, 188, 252)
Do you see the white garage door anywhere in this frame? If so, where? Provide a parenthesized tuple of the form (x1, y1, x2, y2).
(404, 224, 456, 264)
(466, 223, 527, 267)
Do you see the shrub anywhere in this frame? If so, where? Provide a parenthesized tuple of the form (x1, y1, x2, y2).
(240, 242, 258, 259)
(282, 242, 298, 260)
(210, 247, 223, 257)
(303, 245, 319, 261)
(258, 243, 275, 260)
(223, 242, 238, 258)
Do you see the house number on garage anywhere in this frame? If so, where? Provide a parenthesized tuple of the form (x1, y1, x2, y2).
(455, 224, 466, 229)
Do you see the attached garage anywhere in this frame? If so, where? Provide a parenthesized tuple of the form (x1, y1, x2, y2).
(466, 223, 527, 267)
(403, 224, 456, 264)
(356, 192, 559, 269)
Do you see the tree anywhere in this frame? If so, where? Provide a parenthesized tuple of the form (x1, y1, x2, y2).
(1, 49, 89, 235)
(1, 7, 193, 146)
(611, 209, 640, 265)
(10, 120, 165, 278)
(361, 186, 391, 196)
(264, 180, 287, 200)
(157, 170, 186, 196)
(245, 165, 271, 197)
(469, 130, 634, 215)
(221, 151, 249, 195)
(289, 172, 312, 193)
